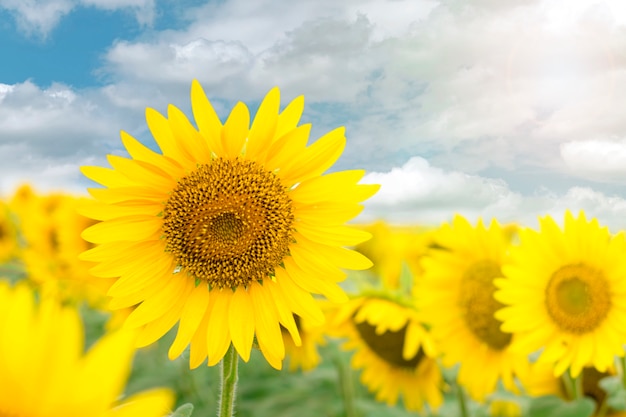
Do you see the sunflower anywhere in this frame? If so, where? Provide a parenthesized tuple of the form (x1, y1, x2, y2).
(516, 360, 619, 416)
(495, 211, 626, 377)
(354, 220, 435, 290)
(0, 201, 19, 263)
(330, 296, 443, 412)
(12, 189, 114, 307)
(281, 312, 326, 372)
(80, 81, 378, 369)
(0, 281, 173, 417)
(417, 215, 529, 401)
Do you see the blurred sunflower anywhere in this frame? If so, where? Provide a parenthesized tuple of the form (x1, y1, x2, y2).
(12, 189, 114, 307)
(281, 313, 326, 372)
(517, 361, 619, 416)
(355, 220, 435, 290)
(80, 80, 378, 369)
(330, 296, 443, 412)
(418, 215, 528, 401)
(496, 211, 626, 377)
(0, 281, 173, 417)
(0, 201, 19, 263)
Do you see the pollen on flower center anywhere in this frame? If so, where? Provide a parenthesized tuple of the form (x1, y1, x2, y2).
(459, 260, 512, 350)
(545, 264, 611, 333)
(162, 158, 294, 289)
(354, 318, 424, 369)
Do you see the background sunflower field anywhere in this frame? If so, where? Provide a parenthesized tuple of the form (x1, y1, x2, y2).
(2, 186, 626, 417)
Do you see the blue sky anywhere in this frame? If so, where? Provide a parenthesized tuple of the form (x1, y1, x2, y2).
(2, 0, 626, 229)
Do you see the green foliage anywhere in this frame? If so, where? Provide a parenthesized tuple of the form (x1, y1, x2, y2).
(170, 403, 194, 417)
(600, 375, 626, 410)
(526, 396, 595, 417)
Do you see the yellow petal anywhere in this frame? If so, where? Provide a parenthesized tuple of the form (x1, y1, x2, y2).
(146, 107, 192, 166)
(274, 267, 324, 325)
(290, 170, 380, 204)
(283, 257, 348, 303)
(81, 166, 132, 188)
(81, 216, 162, 244)
(265, 124, 311, 174)
(168, 284, 211, 360)
(295, 222, 372, 246)
(120, 131, 184, 177)
(168, 104, 212, 165)
(263, 279, 301, 346)
(245, 86, 280, 161)
(294, 201, 363, 225)
(78, 199, 162, 221)
(106, 389, 174, 417)
(206, 290, 233, 366)
(88, 186, 166, 205)
(276, 95, 304, 138)
(124, 277, 189, 328)
(228, 286, 255, 362)
(292, 232, 373, 270)
(249, 281, 284, 365)
(189, 308, 211, 369)
(280, 127, 345, 185)
(107, 155, 176, 190)
(221, 101, 250, 158)
(191, 79, 224, 155)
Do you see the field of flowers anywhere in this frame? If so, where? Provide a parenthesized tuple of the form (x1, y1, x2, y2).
(1, 81, 625, 417)
(1, 185, 625, 417)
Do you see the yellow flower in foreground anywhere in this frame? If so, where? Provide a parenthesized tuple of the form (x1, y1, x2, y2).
(330, 296, 443, 412)
(418, 216, 529, 401)
(80, 81, 378, 369)
(496, 211, 626, 377)
(0, 281, 173, 417)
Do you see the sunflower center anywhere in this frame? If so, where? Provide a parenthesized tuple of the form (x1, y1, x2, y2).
(354, 319, 424, 369)
(545, 264, 611, 333)
(209, 212, 245, 243)
(459, 260, 512, 350)
(162, 158, 294, 289)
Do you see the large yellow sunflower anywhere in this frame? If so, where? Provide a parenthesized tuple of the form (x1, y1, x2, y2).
(330, 296, 443, 412)
(0, 281, 173, 417)
(495, 211, 626, 377)
(418, 215, 529, 401)
(80, 81, 378, 369)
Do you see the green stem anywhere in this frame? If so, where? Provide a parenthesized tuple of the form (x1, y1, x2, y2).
(334, 356, 359, 417)
(217, 344, 239, 417)
(621, 356, 626, 388)
(596, 398, 609, 417)
(573, 372, 583, 400)
(457, 384, 469, 417)
(561, 370, 584, 401)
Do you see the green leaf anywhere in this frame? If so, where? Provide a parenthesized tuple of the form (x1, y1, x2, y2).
(527, 396, 594, 417)
(599, 375, 626, 410)
(169, 403, 194, 417)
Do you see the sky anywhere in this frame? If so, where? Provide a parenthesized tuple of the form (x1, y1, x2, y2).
(1, 0, 626, 230)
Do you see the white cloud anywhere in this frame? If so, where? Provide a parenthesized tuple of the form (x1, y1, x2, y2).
(4, 0, 626, 233)
(560, 139, 626, 183)
(360, 156, 626, 232)
(0, 0, 155, 37)
(0, 80, 151, 196)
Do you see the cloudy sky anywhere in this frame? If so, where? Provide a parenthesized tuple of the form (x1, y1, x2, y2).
(1, 0, 626, 229)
